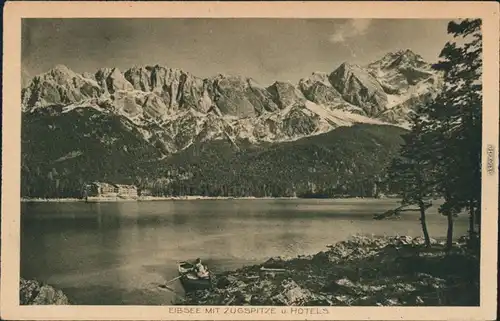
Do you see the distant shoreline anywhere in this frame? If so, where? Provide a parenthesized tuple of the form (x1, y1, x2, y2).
(20, 195, 398, 203)
(21, 196, 301, 203)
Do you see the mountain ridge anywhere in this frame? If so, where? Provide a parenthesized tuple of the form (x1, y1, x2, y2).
(21, 49, 441, 155)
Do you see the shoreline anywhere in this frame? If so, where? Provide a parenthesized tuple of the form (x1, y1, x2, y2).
(21, 196, 400, 203)
(177, 234, 479, 306)
(21, 196, 300, 203)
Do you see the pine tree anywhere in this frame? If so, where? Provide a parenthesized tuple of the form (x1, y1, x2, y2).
(388, 103, 437, 247)
(428, 19, 482, 249)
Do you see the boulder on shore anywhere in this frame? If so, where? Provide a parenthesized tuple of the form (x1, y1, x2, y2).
(20, 278, 70, 305)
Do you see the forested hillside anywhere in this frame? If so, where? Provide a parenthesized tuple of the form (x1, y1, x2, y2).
(157, 124, 406, 197)
(21, 114, 406, 198)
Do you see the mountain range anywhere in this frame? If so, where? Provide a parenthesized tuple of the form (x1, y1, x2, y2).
(21, 49, 442, 198)
(22, 49, 441, 152)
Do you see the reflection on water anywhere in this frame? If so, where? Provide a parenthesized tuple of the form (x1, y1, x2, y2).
(21, 199, 468, 305)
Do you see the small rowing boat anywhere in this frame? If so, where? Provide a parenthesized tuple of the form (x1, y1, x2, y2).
(178, 261, 213, 292)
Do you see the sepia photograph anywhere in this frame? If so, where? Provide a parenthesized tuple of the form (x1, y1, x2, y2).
(1, 1, 498, 320)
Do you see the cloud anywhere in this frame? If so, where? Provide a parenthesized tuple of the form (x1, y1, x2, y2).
(329, 19, 372, 43)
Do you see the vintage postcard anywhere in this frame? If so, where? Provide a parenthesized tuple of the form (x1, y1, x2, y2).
(1, 1, 499, 320)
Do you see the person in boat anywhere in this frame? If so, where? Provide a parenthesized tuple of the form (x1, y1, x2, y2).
(191, 258, 209, 279)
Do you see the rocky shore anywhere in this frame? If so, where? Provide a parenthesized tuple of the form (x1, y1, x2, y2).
(177, 235, 479, 306)
(19, 278, 70, 305)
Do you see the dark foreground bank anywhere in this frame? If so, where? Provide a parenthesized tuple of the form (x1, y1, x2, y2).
(177, 235, 479, 306)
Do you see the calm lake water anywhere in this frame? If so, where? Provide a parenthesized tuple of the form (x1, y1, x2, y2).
(21, 198, 468, 305)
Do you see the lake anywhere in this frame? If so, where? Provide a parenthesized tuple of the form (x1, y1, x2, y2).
(21, 198, 468, 305)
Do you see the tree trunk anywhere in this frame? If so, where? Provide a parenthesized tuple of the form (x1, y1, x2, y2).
(468, 199, 475, 237)
(418, 201, 431, 247)
(475, 205, 481, 234)
(446, 211, 454, 251)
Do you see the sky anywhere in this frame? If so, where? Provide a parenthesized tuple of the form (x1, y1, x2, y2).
(22, 18, 452, 86)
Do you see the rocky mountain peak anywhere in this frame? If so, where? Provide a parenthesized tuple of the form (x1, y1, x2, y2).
(368, 49, 428, 71)
(50, 64, 74, 75)
(391, 48, 422, 59)
(328, 62, 387, 116)
(37, 64, 84, 86)
(267, 81, 305, 109)
(303, 72, 332, 86)
(95, 67, 134, 94)
(21, 64, 102, 110)
(366, 49, 436, 95)
(334, 62, 359, 74)
(210, 74, 278, 117)
(21, 49, 442, 150)
(124, 66, 154, 92)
